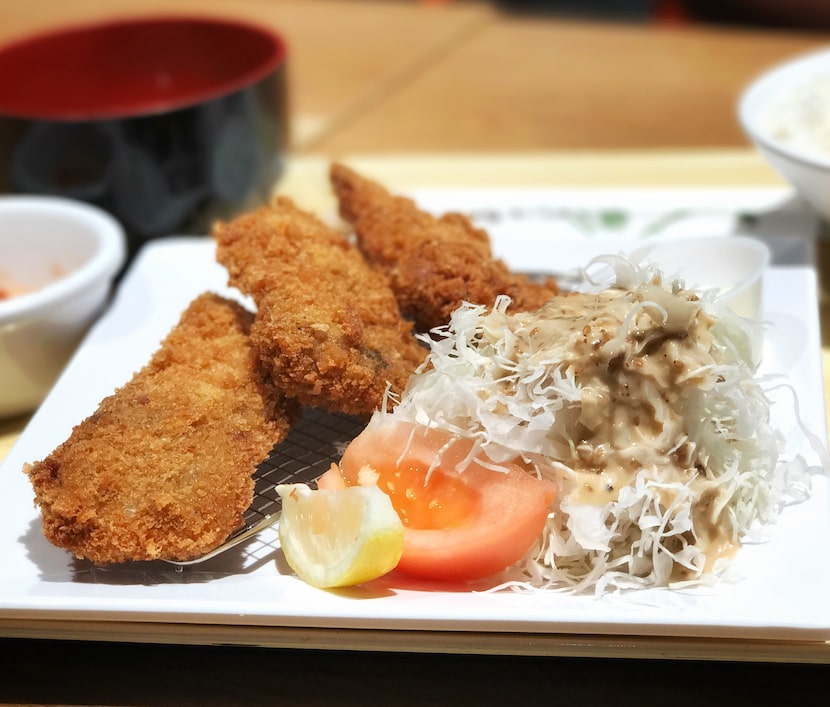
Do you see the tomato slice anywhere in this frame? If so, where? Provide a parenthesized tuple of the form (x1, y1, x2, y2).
(333, 419, 556, 582)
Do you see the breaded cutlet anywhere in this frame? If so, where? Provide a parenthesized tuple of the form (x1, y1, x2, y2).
(330, 163, 560, 332)
(214, 196, 426, 417)
(25, 292, 298, 565)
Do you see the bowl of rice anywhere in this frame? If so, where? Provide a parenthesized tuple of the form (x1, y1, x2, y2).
(738, 46, 830, 222)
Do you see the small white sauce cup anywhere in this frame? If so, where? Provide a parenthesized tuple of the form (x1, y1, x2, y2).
(0, 196, 126, 417)
(635, 235, 770, 322)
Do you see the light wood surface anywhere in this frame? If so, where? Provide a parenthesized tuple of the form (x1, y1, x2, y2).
(276, 148, 787, 210)
(2, 2, 830, 705)
(312, 16, 830, 152)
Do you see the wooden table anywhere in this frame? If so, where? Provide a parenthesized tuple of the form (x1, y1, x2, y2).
(2, 1, 830, 704)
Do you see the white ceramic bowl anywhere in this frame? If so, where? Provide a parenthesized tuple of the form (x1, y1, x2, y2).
(627, 235, 771, 366)
(0, 196, 126, 417)
(738, 46, 830, 222)
(637, 235, 770, 322)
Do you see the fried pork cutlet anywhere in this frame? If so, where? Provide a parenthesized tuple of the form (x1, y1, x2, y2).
(214, 197, 426, 417)
(330, 163, 560, 332)
(25, 293, 297, 565)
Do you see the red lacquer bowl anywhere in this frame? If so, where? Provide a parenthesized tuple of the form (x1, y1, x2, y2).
(0, 16, 288, 253)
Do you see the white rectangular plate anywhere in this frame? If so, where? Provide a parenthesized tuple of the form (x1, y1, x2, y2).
(1, 187, 828, 653)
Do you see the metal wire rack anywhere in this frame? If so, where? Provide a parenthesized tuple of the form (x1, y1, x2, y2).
(167, 407, 366, 566)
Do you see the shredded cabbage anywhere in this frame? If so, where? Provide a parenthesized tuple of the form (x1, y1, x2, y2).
(378, 255, 823, 594)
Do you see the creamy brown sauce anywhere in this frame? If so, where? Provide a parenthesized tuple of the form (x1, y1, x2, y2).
(500, 284, 737, 572)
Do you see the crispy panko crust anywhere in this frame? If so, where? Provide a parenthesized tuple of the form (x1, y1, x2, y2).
(24, 293, 297, 564)
(330, 162, 560, 332)
(213, 196, 426, 416)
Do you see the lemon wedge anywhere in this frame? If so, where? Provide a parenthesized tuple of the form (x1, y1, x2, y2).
(275, 483, 404, 589)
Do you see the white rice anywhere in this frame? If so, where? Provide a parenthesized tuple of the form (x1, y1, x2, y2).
(762, 71, 830, 158)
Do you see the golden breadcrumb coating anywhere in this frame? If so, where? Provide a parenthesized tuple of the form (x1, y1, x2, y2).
(214, 196, 426, 416)
(24, 293, 297, 564)
(330, 162, 560, 332)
